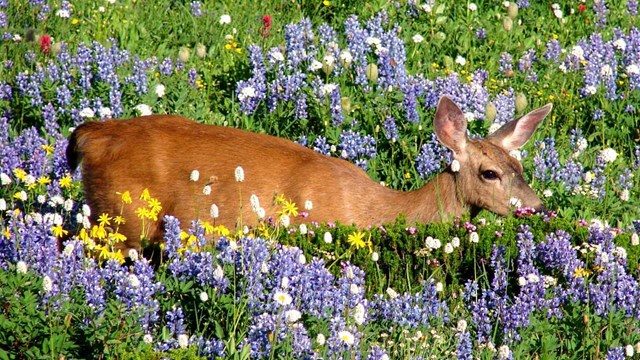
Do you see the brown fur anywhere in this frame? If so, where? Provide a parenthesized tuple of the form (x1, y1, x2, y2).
(67, 97, 551, 251)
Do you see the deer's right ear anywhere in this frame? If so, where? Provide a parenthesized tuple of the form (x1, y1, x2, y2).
(434, 96, 468, 156)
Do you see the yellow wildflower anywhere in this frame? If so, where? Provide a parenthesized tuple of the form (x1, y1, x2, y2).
(108, 232, 127, 244)
(98, 213, 112, 227)
(323, 0, 331, 5)
(13, 168, 27, 181)
(114, 215, 126, 225)
(37, 176, 51, 186)
(59, 174, 72, 189)
(147, 198, 162, 214)
(573, 267, 591, 278)
(118, 191, 132, 204)
(140, 188, 151, 201)
(348, 231, 367, 249)
(279, 199, 298, 217)
(51, 225, 69, 238)
(2, 228, 10, 238)
(71, 18, 79, 25)
(41, 144, 54, 156)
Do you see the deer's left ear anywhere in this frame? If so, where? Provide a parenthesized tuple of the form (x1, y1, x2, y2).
(487, 103, 553, 150)
(434, 96, 468, 157)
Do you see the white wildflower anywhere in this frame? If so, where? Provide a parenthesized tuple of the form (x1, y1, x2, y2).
(285, 309, 302, 323)
(444, 243, 454, 254)
(155, 83, 166, 97)
(200, 291, 209, 302)
(451, 237, 460, 247)
(339, 49, 353, 65)
(338, 330, 355, 346)
(435, 282, 444, 292)
(134, 104, 152, 116)
(457, 319, 468, 333)
(143, 334, 153, 344)
(316, 333, 326, 346)
(309, 60, 322, 72)
(128, 249, 139, 262)
(498, 345, 511, 359)
(214, 265, 224, 280)
(273, 290, 293, 306)
(412, 34, 424, 43)
(543, 189, 553, 198)
(0, 173, 10, 185)
(470, 231, 479, 243)
(209, 204, 219, 219)
(42, 275, 53, 293)
(450, 159, 460, 172)
(298, 253, 306, 265)
(129, 274, 140, 287)
(620, 189, 630, 202)
(631, 233, 639, 246)
(99, 107, 112, 119)
(234, 166, 244, 182)
(613, 38, 627, 51)
(79, 107, 95, 118)
(455, 55, 466, 66)
(600, 148, 618, 163)
(350, 283, 360, 295)
(353, 303, 366, 325)
(626, 64, 640, 75)
(509, 197, 522, 208)
(371, 251, 379, 262)
(386, 287, 399, 299)
(304, 200, 313, 211)
(0, 199, 7, 211)
(626, 344, 635, 357)
(323, 231, 333, 244)
(600, 64, 613, 77)
(219, 14, 231, 25)
(570, 45, 584, 60)
(280, 214, 290, 227)
(177, 334, 189, 349)
(16, 261, 28, 274)
(238, 86, 257, 101)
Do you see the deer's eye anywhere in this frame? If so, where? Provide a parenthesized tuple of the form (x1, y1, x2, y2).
(481, 170, 499, 180)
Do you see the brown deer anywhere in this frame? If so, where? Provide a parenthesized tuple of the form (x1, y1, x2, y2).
(66, 96, 551, 251)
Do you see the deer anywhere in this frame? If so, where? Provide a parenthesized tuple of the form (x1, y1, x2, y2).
(66, 96, 552, 252)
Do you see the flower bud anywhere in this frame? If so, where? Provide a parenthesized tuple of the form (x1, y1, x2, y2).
(341, 97, 351, 112)
(178, 47, 190, 62)
(485, 102, 497, 122)
(195, 43, 207, 59)
(507, 3, 518, 19)
(515, 92, 528, 114)
(366, 63, 378, 82)
(502, 17, 513, 32)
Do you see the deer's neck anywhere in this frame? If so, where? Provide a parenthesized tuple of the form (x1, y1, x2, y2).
(404, 170, 468, 223)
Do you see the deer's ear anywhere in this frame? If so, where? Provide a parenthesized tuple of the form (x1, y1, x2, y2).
(488, 103, 552, 150)
(434, 96, 468, 156)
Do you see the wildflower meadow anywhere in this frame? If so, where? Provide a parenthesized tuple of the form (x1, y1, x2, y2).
(2, 0, 640, 358)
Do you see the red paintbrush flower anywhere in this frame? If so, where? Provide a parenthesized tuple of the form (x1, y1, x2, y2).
(40, 34, 51, 54)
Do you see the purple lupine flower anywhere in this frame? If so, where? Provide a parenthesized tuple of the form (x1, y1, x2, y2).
(518, 49, 538, 82)
(499, 52, 514, 76)
(533, 138, 561, 182)
(312, 136, 331, 156)
(370, 279, 449, 328)
(517, 0, 530, 8)
(338, 129, 377, 170)
(415, 133, 451, 179)
(344, 15, 370, 86)
(628, 0, 638, 15)
(367, 345, 390, 360)
(462, 280, 492, 343)
(544, 39, 562, 62)
(593, 0, 608, 28)
(382, 116, 399, 142)
(329, 85, 344, 126)
(159, 57, 173, 76)
(633, 146, 640, 170)
(298, 258, 338, 318)
(558, 160, 583, 192)
(456, 329, 473, 360)
(190, 1, 203, 16)
(475, 28, 487, 40)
